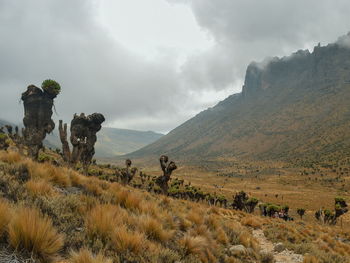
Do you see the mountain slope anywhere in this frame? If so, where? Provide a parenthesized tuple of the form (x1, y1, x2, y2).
(128, 35, 350, 165)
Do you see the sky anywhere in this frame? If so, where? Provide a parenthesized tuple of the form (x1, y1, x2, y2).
(1, 0, 350, 133)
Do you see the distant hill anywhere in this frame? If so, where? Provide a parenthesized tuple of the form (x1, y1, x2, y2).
(45, 127, 163, 158)
(127, 34, 350, 166)
(0, 119, 162, 157)
(0, 119, 14, 128)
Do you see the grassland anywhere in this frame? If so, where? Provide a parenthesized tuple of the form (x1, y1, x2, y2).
(139, 157, 350, 229)
(0, 149, 349, 262)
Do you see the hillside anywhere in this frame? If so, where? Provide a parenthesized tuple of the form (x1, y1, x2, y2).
(127, 34, 350, 166)
(1, 150, 350, 263)
(0, 119, 162, 157)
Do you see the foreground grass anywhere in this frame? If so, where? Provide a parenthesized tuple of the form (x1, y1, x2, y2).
(0, 150, 349, 263)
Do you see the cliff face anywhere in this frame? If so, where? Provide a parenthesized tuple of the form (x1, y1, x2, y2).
(127, 34, 350, 166)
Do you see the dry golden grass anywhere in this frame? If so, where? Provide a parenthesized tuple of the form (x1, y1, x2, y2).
(112, 225, 146, 254)
(26, 161, 71, 187)
(186, 210, 205, 226)
(69, 170, 86, 186)
(204, 214, 220, 231)
(8, 207, 64, 260)
(303, 255, 320, 263)
(0, 199, 11, 237)
(139, 201, 158, 216)
(179, 234, 215, 262)
(241, 216, 263, 228)
(0, 150, 21, 164)
(82, 181, 103, 196)
(215, 227, 229, 245)
(138, 215, 173, 242)
(239, 231, 259, 251)
(113, 189, 143, 211)
(25, 179, 56, 197)
(85, 204, 125, 240)
(1, 150, 350, 262)
(69, 248, 112, 263)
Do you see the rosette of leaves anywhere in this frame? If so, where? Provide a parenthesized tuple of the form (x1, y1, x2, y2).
(41, 79, 61, 96)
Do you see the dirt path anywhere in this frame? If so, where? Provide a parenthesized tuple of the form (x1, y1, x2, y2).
(253, 229, 304, 263)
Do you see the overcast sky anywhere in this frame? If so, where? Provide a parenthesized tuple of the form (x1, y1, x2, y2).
(1, 0, 350, 133)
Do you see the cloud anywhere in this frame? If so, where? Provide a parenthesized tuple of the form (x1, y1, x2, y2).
(170, 0, 350, 91)
(0, 0, 197, 132)
(1, 0, 350, 133)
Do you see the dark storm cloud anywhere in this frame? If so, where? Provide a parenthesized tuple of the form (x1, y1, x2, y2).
(0, 0, 186, 132)
(171, 0, 350, 91)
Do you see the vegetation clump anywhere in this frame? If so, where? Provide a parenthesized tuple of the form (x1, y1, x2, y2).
(155, 155, 177, 194)
(315, 197, 348, 225)
(232, 191, 259, 213)
(8, 207, 64, 261)
(41, 79, 61, 96)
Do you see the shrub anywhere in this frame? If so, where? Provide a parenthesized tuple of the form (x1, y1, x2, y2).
(266, 204, 281, 217)
(38, 152, 54, 163)
(8, 207, 64, 260)
(42, 79, 61, 95)
(297, 208, 306, 219)
(246, 197, 259, 213)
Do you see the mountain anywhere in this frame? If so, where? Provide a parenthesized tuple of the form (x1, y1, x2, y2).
(127, 34, 350, 165)
(0, 119, 162, 157)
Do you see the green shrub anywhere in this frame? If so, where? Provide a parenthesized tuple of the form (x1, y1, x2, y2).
(38, 152, 54, 163)
(42, 79, 61, 95)
(266, 204, 281, 216)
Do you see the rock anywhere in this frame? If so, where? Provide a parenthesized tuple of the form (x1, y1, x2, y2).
(274, 242, 285, 252)
(229, 245, 247, 255)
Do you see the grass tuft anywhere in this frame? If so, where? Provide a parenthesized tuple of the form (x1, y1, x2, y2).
(0, 199, 11, 238)
(0, 151, 21, 164)
(69, 248, 112, 263)
(25, 179, 56, 197)
(112, 225, 145, 254)
(138, 215, 173, 242)
(8, 207, 64, 260)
